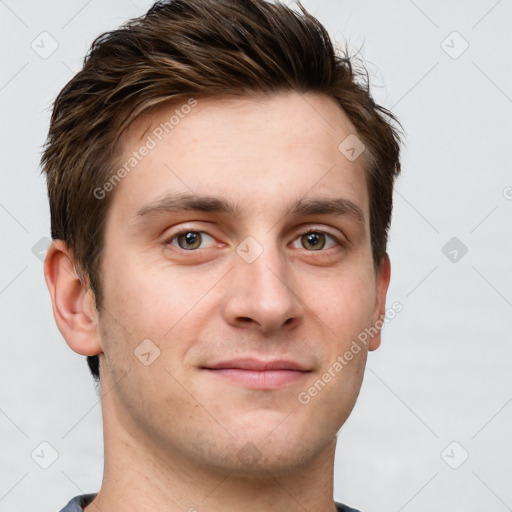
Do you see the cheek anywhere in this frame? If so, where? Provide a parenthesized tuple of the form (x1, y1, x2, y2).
(308, 269, 376, 344)
(103, 252, 205, 334)
(100, 253, 225, 381)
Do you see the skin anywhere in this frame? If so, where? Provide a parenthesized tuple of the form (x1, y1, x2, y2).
(44, 91, 390, 512)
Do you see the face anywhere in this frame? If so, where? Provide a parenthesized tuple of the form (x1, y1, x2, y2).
(94, 91, 389, 477)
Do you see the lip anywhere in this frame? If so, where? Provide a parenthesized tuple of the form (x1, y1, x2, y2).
(203, 359, 311, 389)
(207, 359, 309, 371)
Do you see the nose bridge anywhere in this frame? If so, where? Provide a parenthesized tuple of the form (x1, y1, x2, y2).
(223, 234, 302, 332)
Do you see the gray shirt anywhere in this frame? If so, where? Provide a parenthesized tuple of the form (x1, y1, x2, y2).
(58, 494, 362, 511)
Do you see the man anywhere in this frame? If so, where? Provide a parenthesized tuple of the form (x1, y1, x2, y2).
(41, 0, 402, 510)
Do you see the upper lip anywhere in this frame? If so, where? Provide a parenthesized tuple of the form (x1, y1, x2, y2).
(205, 359, 310, 372)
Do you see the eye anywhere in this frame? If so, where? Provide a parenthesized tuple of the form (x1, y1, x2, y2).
(292, 229, 341, 251)
(164, 228, 342, 253)
(165, 230, 217, 251)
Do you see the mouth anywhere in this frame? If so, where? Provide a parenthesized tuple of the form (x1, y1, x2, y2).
(202, 359, 312, 389)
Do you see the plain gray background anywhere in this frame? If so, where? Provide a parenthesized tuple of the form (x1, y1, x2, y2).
(1, 0, 511, 511)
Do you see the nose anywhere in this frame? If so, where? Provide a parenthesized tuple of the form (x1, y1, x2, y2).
(221, 239, 304, 334)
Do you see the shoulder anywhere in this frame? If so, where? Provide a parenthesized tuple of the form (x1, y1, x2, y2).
(335, 501, 363, 512)
(58, 494, 97, 512)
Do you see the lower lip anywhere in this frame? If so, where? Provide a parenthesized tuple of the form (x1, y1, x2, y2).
(205, 369, 309, 389)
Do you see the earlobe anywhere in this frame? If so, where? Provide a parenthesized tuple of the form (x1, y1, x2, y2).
(368, 255, 391, 352)
(43, 239, 103, 356)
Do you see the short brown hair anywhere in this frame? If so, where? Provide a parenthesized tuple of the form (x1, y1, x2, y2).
(40, 0, 403, 381)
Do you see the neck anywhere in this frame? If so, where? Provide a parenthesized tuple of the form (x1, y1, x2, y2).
(87, 386, 339, 512)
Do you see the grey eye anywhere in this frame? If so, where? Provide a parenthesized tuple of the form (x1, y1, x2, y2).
(301, 232, 326, 251)
(177, 231, 203, 250)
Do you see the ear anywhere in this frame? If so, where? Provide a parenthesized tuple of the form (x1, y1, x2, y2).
(368, 255, 391, 352)
(43, 239, 102, 356)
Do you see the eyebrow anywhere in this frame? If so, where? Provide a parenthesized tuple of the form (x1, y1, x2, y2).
(132, 192, 365, 227)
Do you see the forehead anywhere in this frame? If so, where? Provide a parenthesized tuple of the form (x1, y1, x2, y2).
(109, 91, 370, 226)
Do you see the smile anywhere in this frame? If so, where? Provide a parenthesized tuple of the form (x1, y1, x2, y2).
(203, 359, 312, 389)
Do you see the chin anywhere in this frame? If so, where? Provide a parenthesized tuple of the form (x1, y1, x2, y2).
(211, 424, 334, 479)
(209, 443, 318, 480)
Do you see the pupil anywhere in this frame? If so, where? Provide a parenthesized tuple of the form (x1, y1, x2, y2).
(304, 232, 324, 250)
(180, 232, 200, 249)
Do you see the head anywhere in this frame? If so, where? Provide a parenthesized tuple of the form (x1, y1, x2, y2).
(42, 0, 401, 478)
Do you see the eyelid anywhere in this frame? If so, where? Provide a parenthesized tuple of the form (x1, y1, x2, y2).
(163, 227, 217, 250)
(163, 224, 346, 252)
(291, 226, 345, 250)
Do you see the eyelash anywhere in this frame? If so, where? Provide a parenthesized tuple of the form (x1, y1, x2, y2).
(163, 227, 344, 252)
